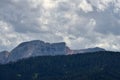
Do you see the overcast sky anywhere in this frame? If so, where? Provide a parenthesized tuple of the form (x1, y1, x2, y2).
(0, 0, 120, 51)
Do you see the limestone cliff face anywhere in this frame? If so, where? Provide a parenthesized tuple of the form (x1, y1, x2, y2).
(8, 40, 67, 62)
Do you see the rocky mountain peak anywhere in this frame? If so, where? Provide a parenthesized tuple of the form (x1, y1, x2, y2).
(0, 40, 106, 64)
(8, 40, 67, 62)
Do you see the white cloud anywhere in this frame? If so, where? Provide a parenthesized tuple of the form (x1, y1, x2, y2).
(0, 20, 30, 51)
(78, 0, 93, 13)
(94, 34, 120, 51)
(42, 0, 57, 9)
(0, 0, 120, 51)
(88, 0, 114, 11)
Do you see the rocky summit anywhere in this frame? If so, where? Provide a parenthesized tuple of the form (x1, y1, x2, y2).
(7, 40, 67, 62)
(0, 40, 106, 64)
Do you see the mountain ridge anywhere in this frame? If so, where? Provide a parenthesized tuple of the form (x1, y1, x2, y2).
(0, 40, 106, 64)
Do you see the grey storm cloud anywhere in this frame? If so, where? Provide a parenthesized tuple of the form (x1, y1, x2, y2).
(0, 0, 120, 51)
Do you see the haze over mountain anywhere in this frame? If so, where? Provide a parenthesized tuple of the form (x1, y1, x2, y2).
(73, 47, 106, 54)
(0, 40, 106, 64)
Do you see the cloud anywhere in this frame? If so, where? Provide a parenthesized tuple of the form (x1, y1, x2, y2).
(0, 0, 120, 51)
(78, 0, 93, 13)
(0, 20, 30, 51)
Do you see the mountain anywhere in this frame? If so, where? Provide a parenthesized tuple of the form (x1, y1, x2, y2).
(0, 40, 106, 63)
(0, 51, 9, 64)
(0, 51, 120, 80)
(8, 40, 67, 62)
(73, 47, 106, 54)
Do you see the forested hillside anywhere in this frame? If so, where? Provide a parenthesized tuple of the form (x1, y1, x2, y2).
(0, 51, 120, 80)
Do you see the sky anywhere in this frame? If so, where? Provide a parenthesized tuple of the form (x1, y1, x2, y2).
(0, 0, 120, 51)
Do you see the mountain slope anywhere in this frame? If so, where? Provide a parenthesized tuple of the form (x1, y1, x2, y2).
(0, 51, 9, 64)
(8, 40, 67, 62)
(73, 47, 106, 54)
(0, 51, 120, 80)
(0, 40, 106, 63)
